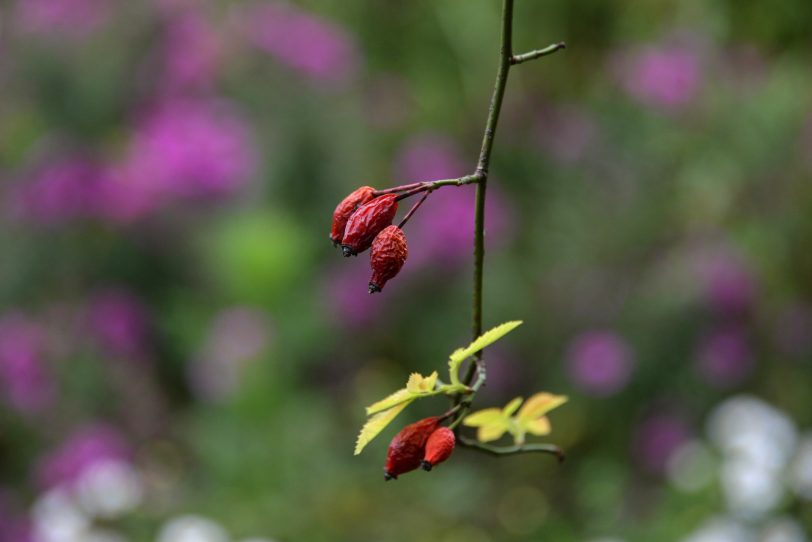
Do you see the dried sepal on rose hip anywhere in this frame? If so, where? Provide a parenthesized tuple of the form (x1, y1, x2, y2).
(384, 416, 440, 481)
(341, 194, 398, 257)
(329, 186, 376, 246)
(368, 225, 408, 294)
(421, 427, 455, 471)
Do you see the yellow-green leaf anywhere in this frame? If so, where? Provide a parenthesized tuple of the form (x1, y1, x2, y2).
(502, 397, 523, 417)
(448, 321, 523, 385)
(406, 371, 438, 393)
(524, 416, 552, 436)
(478, 422, 509, 443)
(354, 400, 412, 455)
(517, 392, 568, 422)
(365, 388, 413, 416)
(463, 408, 504, 427)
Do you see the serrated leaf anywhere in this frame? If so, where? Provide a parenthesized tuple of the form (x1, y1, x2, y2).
(365, 372, 440, 415)
(524, 416, 551, 436)
(463, 408, 504, 427)
(365, 388, 413, 415)
(354, 400, 412, 455)
(448, 321, 523, 385)
(501, 397, 523, 417)
(478, 422, 509, 443)
(516, 392, 568, 422)
(406, 371, 438, 393)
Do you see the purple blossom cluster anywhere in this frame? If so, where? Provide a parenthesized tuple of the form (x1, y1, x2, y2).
(0, 315, 54, 413)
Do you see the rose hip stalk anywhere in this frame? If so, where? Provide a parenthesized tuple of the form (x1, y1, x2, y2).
(384, 416, 440, 480)
(421, 427, 455, 471)
(329, 186, 376, 246)
(341, 194, 398, 257)
(368, 225, 408, 294)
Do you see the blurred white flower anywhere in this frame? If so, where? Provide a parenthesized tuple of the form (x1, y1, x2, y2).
(667, 440, 716, 492)
(788, 434, 812, 500)
(157, 515, 230, 542)
(680, 516, 757, 542)
(32, 489, 89, 542)
(720, 457, 783, 519)
(760, 517, 808, 542)
(707, 396, 797, 469)
(76, 460, 143, 519)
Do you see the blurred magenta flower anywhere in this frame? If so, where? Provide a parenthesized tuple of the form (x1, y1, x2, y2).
(566, 330, 633, 397)
(37, 424, 131, 489)
(0, 491, 33, 542)
(239, 2, 359, 85)
(0, 315, 54, 413)
(696, 325, 754, 388)
(16, 0, 112, 39)
(118, 98, 256, 202)
(88, 289, 149, 359)
(161, 9, 222, 92)
(394, 134, 513, 268)
(323, 257, 384, 329)
(701, 253, 756, 316)
(189, 307, 272, 401)
(535, 105, 599, 164)
(633, 411, 691, 474)
(613, 44, 701, 110)
(12, 157, 106, 225)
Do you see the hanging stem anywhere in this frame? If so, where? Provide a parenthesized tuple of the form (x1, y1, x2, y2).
(457, 0, 515, 407)
(398, 190, 430, 229)
(449, 1, 564, 437)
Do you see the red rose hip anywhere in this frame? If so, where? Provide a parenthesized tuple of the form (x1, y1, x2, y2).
(384, 416, 440, 481)
(329, 186, 376, 246)
(368, 225, 408, 294)
(341, 194, 398, 257)
(421, 427, 455, 471)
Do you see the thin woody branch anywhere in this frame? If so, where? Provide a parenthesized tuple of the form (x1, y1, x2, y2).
(510, 42, 566, 65)
(458, 435, 565, 462)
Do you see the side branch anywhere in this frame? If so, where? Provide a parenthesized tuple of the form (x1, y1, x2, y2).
(459, 435, 565, 462)
(510, 42, 566, 65)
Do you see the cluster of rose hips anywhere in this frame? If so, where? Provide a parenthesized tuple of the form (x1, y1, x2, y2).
(329, 184, 429, 293)
(384, 417, 456, 480)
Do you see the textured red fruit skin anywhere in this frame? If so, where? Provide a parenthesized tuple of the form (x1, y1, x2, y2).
(368, 225, 408, 294)
(341, 194, 398, 257)
(330, 186, 376, 246)
(421, 427, 455, 471)
(384, 417, 440, 480)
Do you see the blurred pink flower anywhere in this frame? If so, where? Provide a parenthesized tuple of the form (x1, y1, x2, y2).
(566, 330, 633, 397)
(614, 44, 701, 110)
(394, 134, 513, 268)
(0, 315, 54, 413)
(189, 307, 272, 401)
(119, 98, 256, 200)
(633, 411, 691, 474)
(696, 325, 754, 388)
(37, 424, 131, 489)
(701, 253, 756, 316)
(88, 289, 149, 358)
(1, 490, 33, 542)
(240, 2, 359, 85)
(323, 257, 384, 329)
(535, 105, 598, 164)
(161, 9, 222, 92)
(16, 0, 113, 38)
(12, 157, 105, 225)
